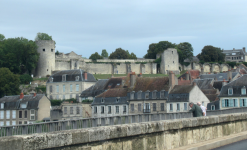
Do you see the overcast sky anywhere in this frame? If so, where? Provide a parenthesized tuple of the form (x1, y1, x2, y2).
(1, 0, 247, 58)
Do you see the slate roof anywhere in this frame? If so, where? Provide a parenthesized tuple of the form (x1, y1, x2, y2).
(169, 85, 195, 94)
(199, 72, 238, 81)
(47, 69, 96, 83)
(91, 97, 128, 106)
(104, 77, 126, 89)
(205, 94, 219, 102)
(219, 75, 247, 97)
(96, 88, 128, 98)
(80, 79, 109, 97)
(178, 70, 200, 81)
(193, 79, 214, 89)
(0, 94, 45, 110)
(207, 100, 220, 110)
(213, 81, 223, 91)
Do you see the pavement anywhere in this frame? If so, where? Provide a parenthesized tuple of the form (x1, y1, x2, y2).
(172, 131, 247, 150)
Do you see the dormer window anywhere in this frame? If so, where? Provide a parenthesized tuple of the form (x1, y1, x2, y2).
(130, 92, 134, 100)
(0, 103, 4, 109)
(137, 91, 142, 99)
(160, 90, 165, 99)
(152, 91, 157, 99)
(145, 91, 149, 99)
(242, 87, 246, 95)
(75, 76, 79, 81)
(20, 103, 27, 109)
(101, 98, 104, 103)
(116, 98, 119, 102)
(62, 75, 66, 82)
(49, 77, 53, 82)
(228, 88, 233, 95)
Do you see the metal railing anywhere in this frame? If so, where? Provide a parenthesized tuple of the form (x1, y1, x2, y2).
(143, 109, 151, 113)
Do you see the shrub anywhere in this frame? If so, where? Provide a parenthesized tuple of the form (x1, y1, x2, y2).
(19, 74, 33, 84)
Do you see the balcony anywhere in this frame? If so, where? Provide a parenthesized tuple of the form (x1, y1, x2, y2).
(143, 109, 150, 113)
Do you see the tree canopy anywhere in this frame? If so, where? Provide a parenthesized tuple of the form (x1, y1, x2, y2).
(0, 68, 20, 98)
(176, 42, 194, 65)
(109, 48, 137, 59)
(197, 45, 225, 62)
(0, 37, 39, 74)
(101, 49, 108, 58)
(89, 52, 103, 61)
(0, 34, 5, 41)
(19, 74, 33, 84)
(35, 32, 53, 41)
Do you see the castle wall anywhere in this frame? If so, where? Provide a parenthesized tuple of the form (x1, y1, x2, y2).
(55, 61, 71, 71)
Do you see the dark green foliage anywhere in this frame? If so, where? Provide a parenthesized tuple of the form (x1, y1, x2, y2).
(20, 74, 33, 84)
(144, 41, 176, 59)
(35, 86, 46, 93)
(101, 49, 108, 58)
(197, 46, 225, 62)
(199, 60, 205, 64)
(176, 42, 194, 65)
(242, 62, 247, 66)
(0, 68, 20, 98)
(81, 99, 93, 103)
(226, 61, 237, 68)
(89, 52, 103, 61)
(55, 50, 60, 55)
(50, 98, 78, 106)
(154, 57, 161, 64)
(35, 32, 53, 41)
(0, 34, 5, 41)
(109, 48, 137, 59)
(0, 37, 39, 74)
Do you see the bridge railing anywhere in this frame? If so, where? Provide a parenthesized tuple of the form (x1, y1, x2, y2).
(0, 112, 192, 137)
(207, 107, 247, 116)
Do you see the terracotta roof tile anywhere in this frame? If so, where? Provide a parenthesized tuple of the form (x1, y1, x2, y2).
(178, 80, 191, 85)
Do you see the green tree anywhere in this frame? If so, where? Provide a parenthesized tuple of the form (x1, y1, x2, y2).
(35, 32, 53, 41)
(197, 45, 225, 62)
(0, 68, 20, 98)
(101, 49, 108, 58)
(126, 50, 137, 59)
(176, 42, 194, 64)
(144, 41, 176, 59)
(55, 50, 60, 55)
(0, 34, 5, 41)
(89, 52, 103, 61)
(109, 48, 129, 59)
(19, 74, 33, 84)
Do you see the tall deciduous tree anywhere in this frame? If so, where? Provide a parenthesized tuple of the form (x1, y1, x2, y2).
(0, 34, 5, 41)
(197, 45, 225, 62)
(35, 32, 53, 41)
(89, 52, 103, 61)
(126, 50, 137, 59)
(101, 49, 108, 58)
(0, 68, 20, 98)
(109, 48, 137, 59)
(176, 42, 194, 64)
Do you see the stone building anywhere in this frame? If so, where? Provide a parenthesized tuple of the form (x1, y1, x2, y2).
(46, 69, 97, 100)
(0, 93, 51, 126)
(222, 47, 246, 63)
(160, 48, 180, 75)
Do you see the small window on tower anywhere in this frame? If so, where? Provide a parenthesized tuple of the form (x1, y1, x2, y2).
(51, 49, 53, 52)
(43, 49, 45, 51)
(47, 69, 48, 71)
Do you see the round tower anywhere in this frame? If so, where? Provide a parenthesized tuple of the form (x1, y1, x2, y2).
(35, 40, 55, 77)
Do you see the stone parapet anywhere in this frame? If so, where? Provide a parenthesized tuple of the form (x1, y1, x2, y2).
(1, 113, 247, 150)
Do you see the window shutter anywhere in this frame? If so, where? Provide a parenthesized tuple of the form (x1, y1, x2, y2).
(143, 103, 145, 109)
(244, 99, 247, 107)
(221, 99, 225, 107)
(235, 99, 238, 107)
(230, 99, 233, 107)
(240, 99, 243, 107)
(148, 103, 150, 110)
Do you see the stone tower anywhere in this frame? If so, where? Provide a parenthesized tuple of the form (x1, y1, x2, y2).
(160, 48, 180, 74)
(35, 40, 55, 77)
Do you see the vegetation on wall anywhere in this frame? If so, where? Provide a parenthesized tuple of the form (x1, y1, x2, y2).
(35, 85, 46, 93)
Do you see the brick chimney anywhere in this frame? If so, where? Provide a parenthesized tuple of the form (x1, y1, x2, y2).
(185, 71, 189, 80)
(222, 79, 227, 86)
(130, 72, 136, 87)
(84, 72, 87, 80)
(169, 71, 176, 89)
(33, 93, 36, 97)
(20, 93, 24, 99)
(227, 70, 232, 81)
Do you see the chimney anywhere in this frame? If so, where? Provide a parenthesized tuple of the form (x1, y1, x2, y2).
(130, 72, 136, 87)
(222, 79, 227, 86)
(169, 71, 176, 89)
(71, 101, 73, 103)
(20, 93, 24, 99)
(201, 67, 204, 75)
(33, 93, 36, 97)
(243, 47, 246, 53)
(193, 82, 197, 86)
(185, 71, 189, 80)
(227, 70, 232, 81)
(84, 72, 87, 80)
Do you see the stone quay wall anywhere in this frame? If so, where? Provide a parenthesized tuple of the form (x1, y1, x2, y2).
(2, 113, 247, 150)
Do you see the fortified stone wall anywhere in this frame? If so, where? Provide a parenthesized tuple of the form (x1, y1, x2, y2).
(3, 113, 247, 150)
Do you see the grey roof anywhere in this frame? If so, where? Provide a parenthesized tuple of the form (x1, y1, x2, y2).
(219, 75, 247, 97)
(199, 72, 238, 81)
(47, 69, 97, 83)
(222, 49, 245, 55)
(80, 79, 109, 97)
(207, 100, 220, 110)
(169, 85, 195, 94)
(0, 94, 45, 110)
(184, 56, 200, 63)
(193, 79, 214, 89)
(168, 93, 189, 102)
(91, 97, 128, 106)
(213, 81, 223, 91)
(127, 91, 168, 100)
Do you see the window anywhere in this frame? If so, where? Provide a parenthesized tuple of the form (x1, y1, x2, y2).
(173, 61, 174, 63)
(172, 51, 173, 54)
(177, 103, 180, 111)
(20, 103, 27, 108)
(12, 110, 16, 119)
(76, 84, 79, 92)
(0, 103, 4, 109)
(108, 106, 111, 114)
(123, 106, 126, 113)
(101, 106, 104, 114)
(161, 103, 164, 111)
(101, 98, 104, 103)
(228, 88, 233, 95)
(24, 121, 27, 124)
(145, 92, 149, 99)
(138, 103, 141, 112)
(152, 91, 156, 99)
(116, 98, 119, 102)
(116, 106, 119, 113)
(12, 121, 16, 126)
(130, 93, 134, 99)
(50, 85, 53, 93)
(30, 110, 35, 120)
(184, 103, 187, 111)
(233, 99, 238, 107)
(62, 75, 66, 82)
(64, 107, 67, 115)
(240, 99, 247, 107)
(43, 49, 45, 51)
(63, 85, 65, 92)
(75, 76, 79, 81)
(19, 111, 22, 118)
(6, 110, 10, 119)
(144, 103, 150, 112)
(222, 99, 230, 107)
(94, 107, 97, 114)
(76, 107, 80, 114)
(70, 107, 73, 114)
(0, 122, 3, 126)
(0, 111, 3, 119)
(160, 91, 165, 98)
(131, 104, 134, 112)
(242, 87, 246, 95)
(170, 104, 173, 111)
(138, 92, 142, 99)
(6, 121, 10, 126)
(24, 111, 27, 118)
(211, 105, 215, 110)
(153, 103, 156, 111)
(19, 121, 22, 125)
(51, 49, 53, 52)
(56, 85, 59, 93)
(70, 84, 73, 92)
